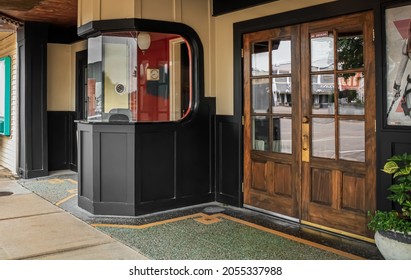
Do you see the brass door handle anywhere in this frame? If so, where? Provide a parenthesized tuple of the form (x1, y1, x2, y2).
(302, 134, 309, 151)
(302, 122, 310, 162)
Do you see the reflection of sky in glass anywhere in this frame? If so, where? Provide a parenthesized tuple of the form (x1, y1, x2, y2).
(311, 37, 334, 69)
(252, 52, 269, 75)
(252, 41, 291, 73)
(252, 39, 334, 71)
(272, 41, 291, 66)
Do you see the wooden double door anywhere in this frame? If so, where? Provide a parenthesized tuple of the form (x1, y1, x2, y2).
(243, 12, 376, 238)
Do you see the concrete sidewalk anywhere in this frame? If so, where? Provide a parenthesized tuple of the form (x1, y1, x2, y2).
(0, 178, 148, 260)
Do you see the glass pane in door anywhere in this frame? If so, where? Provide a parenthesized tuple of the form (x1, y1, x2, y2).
(339, 120, 365, 162)
(252, 41, 269, 76)
(338, 72, 364, 115)
(252, 116, 269, 151)
(272, 117, 292, 154)
(271, 39, 291, 74)
(337, 32, 363, 70)
(312, 118, 335, 159)
(272, 77, 292, 114)
(252, 78, 270, 113)
(310, 32, 334, 72)
(311, 74, 334, 115)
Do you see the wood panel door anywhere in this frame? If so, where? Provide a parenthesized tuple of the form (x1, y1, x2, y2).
(243, 25, 301, 219)
(243, 11, 376, 237)
(300, 12, 376, 237)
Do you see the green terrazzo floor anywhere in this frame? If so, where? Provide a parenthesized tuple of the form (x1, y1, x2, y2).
(19, 178, 77, 205)
(17, 174, 373, 260)
(96, 216, 350, 260)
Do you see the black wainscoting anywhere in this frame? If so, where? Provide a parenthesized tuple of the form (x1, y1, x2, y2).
(69, 112, 78, 171)
(138, 129, 176, 202)
(177, 99, 215, 197)
(215, 115, 242, 206)
(48, 111, 77, 171)
(134, 98, 216, 215)
(77, 98, 216, 216)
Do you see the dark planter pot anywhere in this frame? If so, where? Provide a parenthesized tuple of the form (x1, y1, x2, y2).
(375, 230, 411, 260)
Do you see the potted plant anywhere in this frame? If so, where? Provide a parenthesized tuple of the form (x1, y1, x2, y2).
(368, 153, 411, 259)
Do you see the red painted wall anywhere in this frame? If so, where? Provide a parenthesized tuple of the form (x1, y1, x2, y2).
(137, 37, 170, 121)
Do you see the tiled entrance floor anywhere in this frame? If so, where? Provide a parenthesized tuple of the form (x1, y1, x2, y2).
(18, 172, 383, 260)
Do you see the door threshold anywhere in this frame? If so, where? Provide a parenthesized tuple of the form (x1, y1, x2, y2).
(244, 204, 299, 223)
(301, 220, 375, 243)
(243, 205, 375, 243)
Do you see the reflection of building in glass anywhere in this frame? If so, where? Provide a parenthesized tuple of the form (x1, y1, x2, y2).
(338, 72, 364, 103)
(271, 60, 291, 104)
(252, 61, 364, 112)
(311, 74, 334, 108)
(251, 79, 269, 112)
(251, 64, 292, 109)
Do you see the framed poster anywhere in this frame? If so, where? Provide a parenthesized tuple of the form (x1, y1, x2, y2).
(386, 2, 411, 126)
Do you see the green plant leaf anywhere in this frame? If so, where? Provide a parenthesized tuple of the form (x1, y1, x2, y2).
(371, 154, 411, 233)
(388, 155, 404, 161)
(368, 210, 411, 233)
(383, 161, 399, 174)
(394, 165, 411, 178)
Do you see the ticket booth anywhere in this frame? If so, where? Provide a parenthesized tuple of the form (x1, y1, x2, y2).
(76, 19, 215, 215)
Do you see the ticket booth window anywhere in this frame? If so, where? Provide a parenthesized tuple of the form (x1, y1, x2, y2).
(87, 31, 191, 122)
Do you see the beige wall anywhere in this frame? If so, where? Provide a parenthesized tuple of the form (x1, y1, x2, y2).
(78, 0, 334, 116)
(47, 40, 87, 111)
(0, 33, 18, 174)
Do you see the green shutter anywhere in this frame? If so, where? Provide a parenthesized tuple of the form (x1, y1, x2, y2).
(0, 56, 11, 136)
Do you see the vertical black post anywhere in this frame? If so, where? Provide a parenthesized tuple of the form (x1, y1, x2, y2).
(17, 22, 49, 178)
(70, 50, 88, 172)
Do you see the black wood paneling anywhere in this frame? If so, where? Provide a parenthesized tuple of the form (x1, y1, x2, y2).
(177, 98, 215, 197)
(133, 98, 216, 215)
(47, 111, 77, 171)
(138, 130, 176, 202)
(71, 49, 88, 172)
(216, 116, 242, 206)
(48, 111, 69, 171)
(69, 112, 78, 171)
(17, 22, 49, 178)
